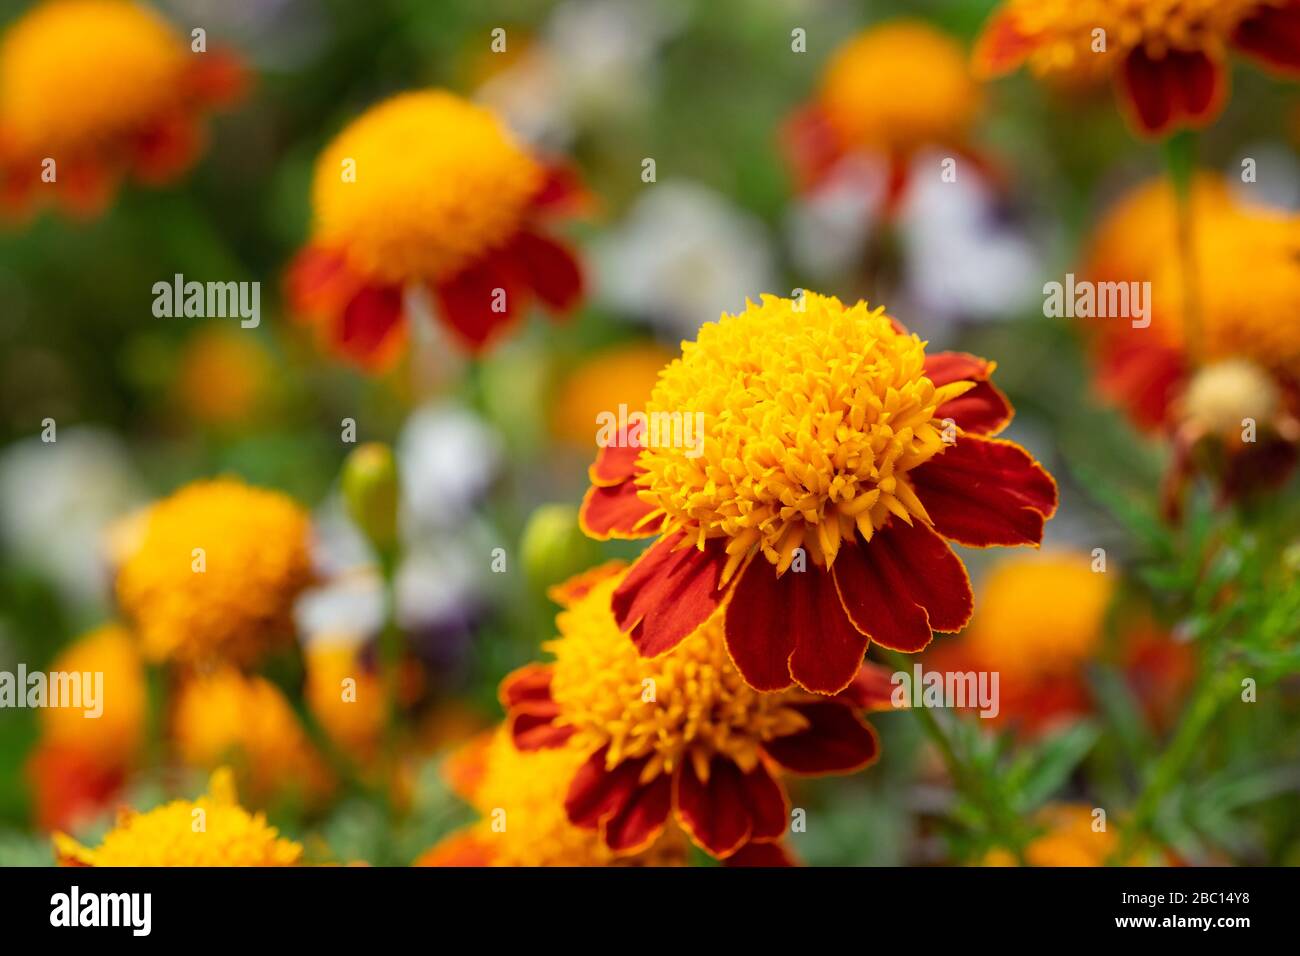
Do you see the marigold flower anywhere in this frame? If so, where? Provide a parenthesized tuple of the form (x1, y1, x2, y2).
(0, 0, 245, 218)
(39, 624, 146, 766)
(54, 768, 302, 866)
(305, 640, 385, 760)
(115, 478, 314, 666)
(499, 565, 893, 859)
(785, 20, 983, 199)
(1083, 176, 1300, 503)
(174, 325, 270, 427)
(173, 668, 331, 802)
(415, 728, 687, 867)
(286, 90, 585, 367)
(974, 0, 1300, 137)
(983, 804, 1119, 866)
(579, 292, 1058, 695)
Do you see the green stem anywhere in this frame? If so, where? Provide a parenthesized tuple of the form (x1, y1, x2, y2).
(880, 650, 1029, 863)
(1163, 131, 1202, 364)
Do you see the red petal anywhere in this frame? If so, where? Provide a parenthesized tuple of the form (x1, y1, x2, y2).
(1096, 337, 1186, 431)
(565, 746, 646, 829)
(528, 158, 592, 216)
(762, 701, 880, 775)
(925, 351, 1014, 435)
(579, 479, 659, 541)
(603, 771, 672, 855)
(865, 520, 971, 632)
(54, 160, 116, 219)
(433, 254, 526, 352)
(839, 661, 900, 712)
(909, 436, 1058, 548)
(545, 560, 626, 607)
(1234, 2, 1300, 76)
(724, 841, 796, 867)
(972, 7, 1038, 78)
(507, 230, 583, 314)
(285, 246, 364, 319)
(611, 533, 730, 658)
(184, 47, 249, 108)
(131, 114, 202, 184)
(781, 104, 843, 191)
(509, 708, 575, 751)
(829, 535, 934, 654)
(337, 284, 405, 368)
(674, 757, 786, 858)
(588, 439, 642, 486)
(1118, 47, 1225, 137)
(498, 662, 554, 710)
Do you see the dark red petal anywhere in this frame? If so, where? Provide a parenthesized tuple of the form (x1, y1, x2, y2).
(723, 558, 798, 692)
(881, 520, 972, 632)
(498, 662, 554, 710)
(565, 747, 645, 829)
(925, 351, 1014, 436)
(588, 438, 642, 486)
(528, 158, 592, 216)
(780, 104, 844, 191)
(830, 536, 934, 653)
(1234, 2, 1300, 75)
(131, 113, 202, 184)
(673, 757, 755, 859)
(1118, 47, 1225, 137)
(724, 841, 796, 867)
(603, 772, 672, 855)
(762, 701, 880, 775)
(972, 6, 1037, 77)
(433, 255, 526, 353)
(741, 762, 789, 842)
(507, 229, 583, 315)
(612, 533, 730, 658)
(1096, 337, 1186, 431)
(579, 479, 659, 541)
(284, 246, 363, 319)
(508, 707, 576, 751)
(909, 436, 1058, 548)
(337, 284, 405, 367)
(184, 46, 249, 108)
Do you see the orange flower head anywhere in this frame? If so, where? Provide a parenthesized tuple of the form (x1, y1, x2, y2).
(39, 624, 146, 767)
(0, 0, 245, 216)
(499, 566, 888, 859)
(305, 640, 386, 760)
(580, 292, 1057, 695)
(550, 341, 675, 447)
(287, 90, 584, 366)
(416, 728, 686, 867)
(115, 478, 313, 666)
(984, 804, 1119, 866)
(818, 21, 981, 157)
(175, 325, 271, 427)
(975, 0, 1300, 136)
(54, 768, 302, 866)
(173, 668, 331, 802)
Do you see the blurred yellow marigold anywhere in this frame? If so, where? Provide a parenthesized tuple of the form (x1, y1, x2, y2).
(305, 640, 385, 760)
(0, 0, 244, 216)
(817, 21, 981, 157)
(40, 624, 145, 767)
(414, 729, 686, 867)
(175, 325, 270, 427)
(54, 768, 302, 866)
(550, 341, 674, 447)
(115, 478, 313, 666)
(173, 668, 331, 802)
(984, 804, 1118, 866)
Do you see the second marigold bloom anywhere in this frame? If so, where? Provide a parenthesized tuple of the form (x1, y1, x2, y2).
(974, 0, 1300, 137)
(115, 478, 313, 666)
(580, 292, 1058, 695)
(499, 566, 893, 859)
(287, 90, 584, 367)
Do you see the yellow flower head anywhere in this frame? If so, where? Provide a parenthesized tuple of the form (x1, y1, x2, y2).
(0, 0, 186, 155)
(976, 0, 1272, 85)
(419, 729, 685, 867)
(115, 478, 313, 666)
(305, 640, 385, 759)
(636, 293, 968, 577)
(173, 668, 331, 801)
(311, 90, 543, 285)
(963, 552, 1114, 679)
(175, 325, 270, 427)
(817, 20, 981, 155)
(54, 768, 303, 866)
(40, 624, 145, 767)
(549, 574, 812, 783)
(984, 804, 1118, 866)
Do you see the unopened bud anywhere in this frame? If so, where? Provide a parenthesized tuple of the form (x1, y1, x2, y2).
(520, 503, 600, 597)
(342, 442, 399, 552)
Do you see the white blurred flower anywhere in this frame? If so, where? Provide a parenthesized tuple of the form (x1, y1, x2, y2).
(596, 180, 779, 341)
(477, 0, 685, 150)
(1228, 142, 1300, 211)
(398, 403, 503, 534)
(0, 428, 142, 607)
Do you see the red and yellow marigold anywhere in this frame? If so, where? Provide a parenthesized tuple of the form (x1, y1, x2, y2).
(0, 0, 245, 218)
(287, 90, 585, 367)
(498, 564, 892, 859)
(579, 292, 1058, 696)
(54, 768, 303, 866)
(974, 0, 1300, 136)
(115, 478, 314, 666)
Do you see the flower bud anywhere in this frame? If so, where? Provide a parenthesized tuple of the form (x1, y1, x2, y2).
(342, 442, 400, 553)
(520, 503, 600, 597)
